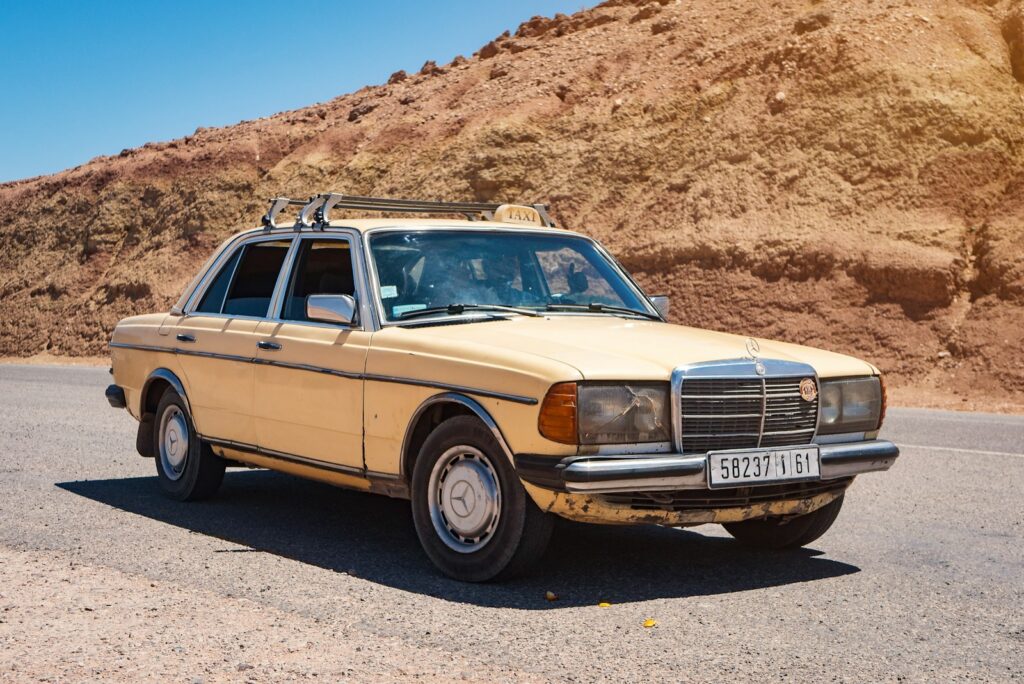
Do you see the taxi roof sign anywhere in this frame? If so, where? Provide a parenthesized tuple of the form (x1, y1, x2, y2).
(493, 204, 545, 226)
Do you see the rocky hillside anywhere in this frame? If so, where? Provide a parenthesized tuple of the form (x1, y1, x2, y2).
(2, 0, 1024, 408)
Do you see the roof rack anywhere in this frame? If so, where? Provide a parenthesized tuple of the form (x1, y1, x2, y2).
(261, 193, 555, 230)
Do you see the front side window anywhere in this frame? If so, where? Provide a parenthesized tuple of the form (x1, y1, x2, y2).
(281, 239, 356, 322)
(195, 239, 291, 317)
(368, 230, 652, 322)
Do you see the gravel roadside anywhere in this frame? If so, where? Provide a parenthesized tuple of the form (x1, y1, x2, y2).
(0, 545, 540, 683)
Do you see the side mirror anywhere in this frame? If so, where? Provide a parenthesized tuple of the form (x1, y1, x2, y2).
(307, 294, 357, 326)
(649, 295, 670, 319)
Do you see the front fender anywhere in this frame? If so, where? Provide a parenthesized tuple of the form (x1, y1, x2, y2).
(400, 393, 516, 479)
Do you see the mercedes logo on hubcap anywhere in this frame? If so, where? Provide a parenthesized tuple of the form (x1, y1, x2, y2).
(448, 480, 475, 518)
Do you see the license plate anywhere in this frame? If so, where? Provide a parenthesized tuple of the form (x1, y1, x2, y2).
(707, 446, 820, 488)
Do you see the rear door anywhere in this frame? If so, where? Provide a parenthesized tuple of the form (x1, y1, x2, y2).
(173, 236, 293, 445)
(253, 233, 370, 470)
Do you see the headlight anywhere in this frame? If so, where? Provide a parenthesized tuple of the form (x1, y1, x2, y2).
(539, 382, 670, 445)
(818, 376, 884, 434)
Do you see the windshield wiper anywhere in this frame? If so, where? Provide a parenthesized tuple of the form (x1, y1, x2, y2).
(545, 302, 662, 321)
(397, 303, 542, 321)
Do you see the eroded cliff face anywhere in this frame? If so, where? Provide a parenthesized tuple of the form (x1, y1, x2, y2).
(2, 0, 1023, 406)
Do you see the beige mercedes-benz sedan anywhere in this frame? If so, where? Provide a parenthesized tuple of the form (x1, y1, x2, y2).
(106, 193, 898, 581)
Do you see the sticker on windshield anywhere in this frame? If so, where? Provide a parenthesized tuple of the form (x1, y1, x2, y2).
(392, 303, 426, 317)
(380, 285, 398, 299)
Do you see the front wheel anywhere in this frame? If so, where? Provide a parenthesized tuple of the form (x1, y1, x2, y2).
(153, 388, 225, 501)
(723, 494, 844, 550)
(411, 416, 553, 582)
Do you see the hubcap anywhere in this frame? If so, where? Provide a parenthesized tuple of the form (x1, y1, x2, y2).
(159, 405, 189, 481)
(428, 446, 501, 553)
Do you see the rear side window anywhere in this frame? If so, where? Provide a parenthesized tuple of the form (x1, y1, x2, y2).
(222, 240, 291, 317)
(193, 240, 291, 317)
(282, 239, 355, 322)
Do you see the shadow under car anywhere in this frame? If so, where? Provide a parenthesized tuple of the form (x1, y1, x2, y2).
(57, 468, 860, 608)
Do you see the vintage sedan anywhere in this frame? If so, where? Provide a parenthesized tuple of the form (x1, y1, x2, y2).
(106, 194, 898, 581)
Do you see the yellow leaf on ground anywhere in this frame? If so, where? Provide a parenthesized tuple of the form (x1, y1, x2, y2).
(643, 618, 657, 628)
(598, 602, 611, 608)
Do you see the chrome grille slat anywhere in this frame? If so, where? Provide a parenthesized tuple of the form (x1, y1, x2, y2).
(678, 375, 819, 453)
(681, 413, 763, 419)
(680, 432, 762, 438)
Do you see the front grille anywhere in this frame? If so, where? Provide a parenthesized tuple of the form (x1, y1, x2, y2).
(679, 376, 818, 453)
(601, 478, 851, 513)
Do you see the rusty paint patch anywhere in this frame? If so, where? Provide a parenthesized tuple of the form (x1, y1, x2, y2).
(522, 481, 845, 526)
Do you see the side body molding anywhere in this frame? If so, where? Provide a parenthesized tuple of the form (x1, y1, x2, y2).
(400, 392, 516, 480)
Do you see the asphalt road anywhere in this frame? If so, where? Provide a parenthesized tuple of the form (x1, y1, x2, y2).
(1, 364, 1022, 682)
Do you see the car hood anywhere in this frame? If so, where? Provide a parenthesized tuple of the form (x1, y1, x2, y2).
(392, 315, 876, 381)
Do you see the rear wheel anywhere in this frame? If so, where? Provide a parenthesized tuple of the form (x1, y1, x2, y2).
(723, 494, 844, 550)
(153, 388, 225, 501)
(411, 415, 553, 582)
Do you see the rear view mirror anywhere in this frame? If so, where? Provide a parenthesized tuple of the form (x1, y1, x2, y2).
(567, 262, 589, 294)
(649, 295, 670, 319)
(307, 294, 357, 326)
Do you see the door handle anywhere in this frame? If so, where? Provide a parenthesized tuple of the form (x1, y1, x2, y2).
(176, 333, 196, 343)
(257, 340, 281, 351)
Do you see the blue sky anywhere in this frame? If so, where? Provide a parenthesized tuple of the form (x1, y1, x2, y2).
(0, 1, 589, 182)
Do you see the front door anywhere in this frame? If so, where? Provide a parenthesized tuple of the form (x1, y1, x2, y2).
(174, 236, 292, 445)
(253, 235, 369, 470)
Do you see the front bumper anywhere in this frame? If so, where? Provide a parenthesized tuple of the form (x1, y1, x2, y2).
(515, 440, 899, 494)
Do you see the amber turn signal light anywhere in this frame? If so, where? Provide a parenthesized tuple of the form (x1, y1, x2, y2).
(539, 382, 578, 444)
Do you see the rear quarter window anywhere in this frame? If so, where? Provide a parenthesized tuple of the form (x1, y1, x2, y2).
(195, 248, 242, 314)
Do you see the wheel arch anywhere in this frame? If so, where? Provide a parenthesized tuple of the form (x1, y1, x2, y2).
(400, 393, 515, 484)
(141, 368, 191, 415)
(136, 368, 191, 458)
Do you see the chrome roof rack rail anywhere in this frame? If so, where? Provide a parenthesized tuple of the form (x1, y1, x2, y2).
(261, 193, 555, 229)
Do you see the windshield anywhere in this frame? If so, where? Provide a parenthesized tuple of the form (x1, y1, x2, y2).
(368, 230, 653, 322)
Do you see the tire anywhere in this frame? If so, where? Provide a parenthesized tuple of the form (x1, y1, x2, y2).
(153, 388, 225, 501)
(411, 415, 553, 582)
(723, 494, 845, 550)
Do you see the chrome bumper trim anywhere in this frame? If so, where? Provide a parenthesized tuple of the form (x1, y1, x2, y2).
(560, 455, 707, 492)
(515, 440, 899, 494)
(819, 439, 900, 478)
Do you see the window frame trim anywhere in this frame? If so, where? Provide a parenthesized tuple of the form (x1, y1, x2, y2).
(183, 234, 296, 322)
